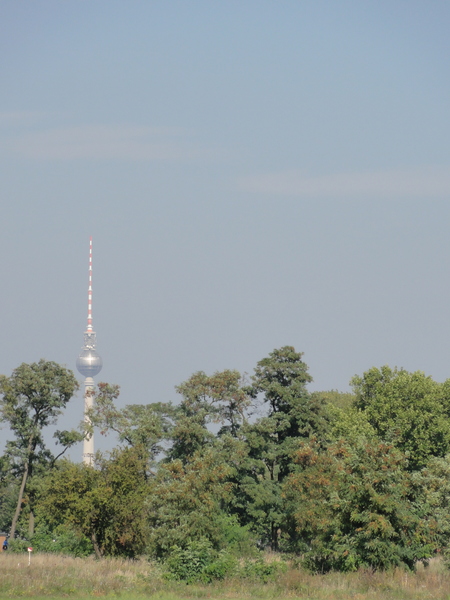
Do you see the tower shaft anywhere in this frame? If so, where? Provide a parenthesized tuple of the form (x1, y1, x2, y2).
(77, 236, 102, 465)
(83, 377, 95, 462)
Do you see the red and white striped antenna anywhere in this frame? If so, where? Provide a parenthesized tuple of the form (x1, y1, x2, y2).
(87, 236, 93, 331)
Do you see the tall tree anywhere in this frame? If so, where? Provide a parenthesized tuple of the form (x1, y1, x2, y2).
(169, 369, 251, 462)
(237, 346, 328, 550)
(249, 346, 327, 448)
(0, 360, 80, 539)
(146, 445, 235, 557)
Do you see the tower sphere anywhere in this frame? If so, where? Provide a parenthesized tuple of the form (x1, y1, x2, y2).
(76, 348, 103, 378)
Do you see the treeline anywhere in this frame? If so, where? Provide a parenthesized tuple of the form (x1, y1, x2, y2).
(2, 347, 450, 577)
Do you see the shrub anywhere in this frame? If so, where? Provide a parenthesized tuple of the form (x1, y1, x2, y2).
(215, 513, 258, 557)
(164, 538, 215, 582)
(203, 550, 237, 581)
(8, 538, 29, 553)
(240, 557, 287, 582)
(164, 538, 236, 583)
(9, 523, 93, 557)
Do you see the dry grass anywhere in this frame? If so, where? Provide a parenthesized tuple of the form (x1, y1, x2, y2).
(0, 553, 163, 597)
(0, 553, 450, 599)
(271, 558, 450, 599)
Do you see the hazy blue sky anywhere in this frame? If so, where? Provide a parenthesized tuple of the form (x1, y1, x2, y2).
(1, 2, 450, 457)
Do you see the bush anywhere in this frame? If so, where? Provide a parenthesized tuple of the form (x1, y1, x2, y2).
(164, 538, 236, 583)
(9, 523, 93, 557)
(240, 557, 287, 582)
(8, 538, 29, 553)
(215, 513, 258, 557)
(204, 550, 237, 581)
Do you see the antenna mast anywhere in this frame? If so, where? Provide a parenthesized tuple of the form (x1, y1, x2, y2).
(87, 236, 93, 331)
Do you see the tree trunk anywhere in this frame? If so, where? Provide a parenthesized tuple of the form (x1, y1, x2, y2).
(91, 528, 102, 559)
(9, 437, 33, 540)
(271, 522, 279, 552)
(28, 510, 35, 538)
(9, 458, 30, 540)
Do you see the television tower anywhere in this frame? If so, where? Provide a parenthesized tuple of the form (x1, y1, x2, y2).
(76, 236, 102, 465)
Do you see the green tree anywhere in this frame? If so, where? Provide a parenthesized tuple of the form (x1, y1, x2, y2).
(0, 454, 19, 533)
(248, 346, 328, 450)
(411, 455, 450, 559)
(0, 360, 80, 539)
(236, 418, 286, 550)
(352, 366, 450, 470)
(87, 382, 172, 474)
(283, 439, 435, 572)
(311, 390, 356, 411)
(146, 444, 236, 557)
(326, 402, 377, 446)
(169, 369, 251, 462)
(36, 447, 149, 558)
(236, 346, 328, 550)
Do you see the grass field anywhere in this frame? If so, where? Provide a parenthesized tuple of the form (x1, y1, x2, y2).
(0, 553, 449, 599)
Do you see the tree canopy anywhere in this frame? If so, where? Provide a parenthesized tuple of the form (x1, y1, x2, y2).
(3, 351, 450, 575)
(0, 360, 80, 539)
(352, 366, 450, 470)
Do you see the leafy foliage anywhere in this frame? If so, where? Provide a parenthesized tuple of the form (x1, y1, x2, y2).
(163, 539, 284, 583)
(146, 445, 236, 557)
(0, 455, 19, 532)
(0, 360, 80, 538)
(240, 556, 287, 582)
(352, 366, 450, 469)
(236, 346, 328, 550)
(5, 350, 450, 575)
(36, 447, 149, 558)
(9, 522, 92, 556)
(87, 382, 173, 474)
(169, 370, 251, 462)
(327, 402, 377, 445)
(164, 538, 236, 583)
(283, 439, 436, 572)
(411, 455, 450, 561)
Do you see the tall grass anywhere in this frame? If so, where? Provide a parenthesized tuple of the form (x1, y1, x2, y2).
(0, 554, 162, 597)
(0, 553, 449, 599)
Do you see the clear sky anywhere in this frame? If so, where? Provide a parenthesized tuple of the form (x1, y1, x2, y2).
(1, 1, 450, 457)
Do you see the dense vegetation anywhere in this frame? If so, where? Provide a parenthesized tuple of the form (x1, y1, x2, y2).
(2, 552, 450, 600)
(2, 347, 450, 580)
